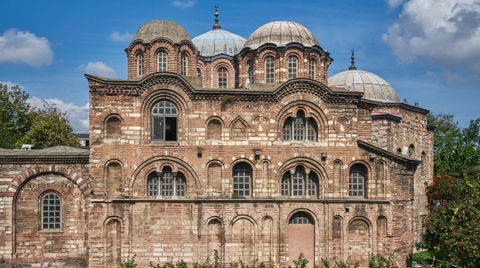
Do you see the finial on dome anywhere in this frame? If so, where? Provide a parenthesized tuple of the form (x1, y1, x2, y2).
(349, 49, 357, 70)
(213, 4, 221, 30)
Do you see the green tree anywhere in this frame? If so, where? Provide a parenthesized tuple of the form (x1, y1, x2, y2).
(434, 118, 480, 177)
(0, 83, 32, 148)
(427, 113, 461, 153)
(16, 102, 80, 149)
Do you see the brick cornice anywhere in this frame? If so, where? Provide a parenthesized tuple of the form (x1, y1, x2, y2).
(357, 140, 422, 165)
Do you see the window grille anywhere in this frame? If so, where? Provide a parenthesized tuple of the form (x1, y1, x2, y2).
(42, 193, 61, 229)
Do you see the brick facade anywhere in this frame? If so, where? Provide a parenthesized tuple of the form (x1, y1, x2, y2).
(0, 19, 433, 268)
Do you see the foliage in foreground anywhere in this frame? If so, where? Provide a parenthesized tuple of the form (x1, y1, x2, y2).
(0, 82, 79, 149)
(120, 251, 404, 268)
(418, 171, 480, 267)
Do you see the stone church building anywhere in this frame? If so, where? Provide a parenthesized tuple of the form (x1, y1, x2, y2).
(0, 10, 434, 268)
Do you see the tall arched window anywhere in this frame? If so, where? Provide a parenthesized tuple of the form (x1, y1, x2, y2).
(197, 68, 202, 77)
(42, 193, 61, 229)
(181, 54, 187, 75)
(106, 116, 122, 139)
(247, 60, 254, 82)
(152, 100, 178, 141)
(349, 164, 366, 198)
(158, 51, 167, 71)
(218, 67, 227, 89)
(137, 53, 144, 76)
(288, 57, 297, 79)
(281, 166, 318, 198)
(283, 111, 317, 142)
(148, 167, 187, 198)
(233, 163, 251, 197)
(265, 57, 275, 84)
(408, 144, 415, 158)
(309, 59, 315, 79)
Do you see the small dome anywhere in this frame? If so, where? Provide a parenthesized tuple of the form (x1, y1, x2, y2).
(133, 20, 191, 44)
(244, 21, 319, 50)
(193, 29, 246, 57)
(328, 70, 400, 103)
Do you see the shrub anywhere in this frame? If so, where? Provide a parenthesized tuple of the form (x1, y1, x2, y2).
(368, 253, 398, 268)
(121, 255, 137, 268)
(321, 257, 359, 268)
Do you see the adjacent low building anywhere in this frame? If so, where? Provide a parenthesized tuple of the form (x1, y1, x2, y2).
(0, 9, 433, 268)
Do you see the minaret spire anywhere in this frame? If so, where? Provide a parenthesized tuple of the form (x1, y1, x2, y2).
(213, 4, 221, 30)
(349, 49, 357, 70)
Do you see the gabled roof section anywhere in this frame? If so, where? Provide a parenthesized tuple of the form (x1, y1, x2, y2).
(357, 140, 421, 165)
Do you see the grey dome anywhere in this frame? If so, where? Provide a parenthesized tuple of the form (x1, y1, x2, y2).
(244, 21, 319, 50)
(328, 70, 400, 103)
(193, 29, 246, 57)
(133, 20, 191, 44)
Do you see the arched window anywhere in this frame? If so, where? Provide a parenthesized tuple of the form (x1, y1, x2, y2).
(137, 53, 144, 76)
(289, 212, 313, 224)
(152, 100, 178, 141)
(397, 148, 402, 154)
(421, 151, 426, 175)
(218, 67, 227, 89)
(282, 111, 317, 142)
(158, 51, 167, 72)
(265, 57, 275, 84)
(148, 167, 187, 198)
(42, 193, 61, 229)
(233, 163, 251, 197)
(247, 60, 254, 83)
(288, 57, 297, 79)
(106, 116, 122, 139)
(309, 59, 315, 79)
(349, 164, 366, 198)
(181, 54, 188, 75)
(197, 68, 202, 77)
(281, 167, 318, 198)
(408, 144, 415, 158)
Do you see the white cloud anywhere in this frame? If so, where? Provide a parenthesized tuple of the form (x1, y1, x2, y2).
(383, 0, 480, 74)
(426, 70, 436, 77)
(386, 0, 407, 8)
(111, 31, 133, 42)
(172, 0, 196, 8)
(0, 81, 24, 89)
(0, 29, 53, 67)
(27, 96, 89, 133)
(79, 61, 118, 78)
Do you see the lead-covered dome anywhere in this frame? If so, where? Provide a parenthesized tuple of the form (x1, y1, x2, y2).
(133, 20, 191, 44)
(193, 29, 246, 57)
(244, 21, 319, 50)
(328, 70, 400, 103)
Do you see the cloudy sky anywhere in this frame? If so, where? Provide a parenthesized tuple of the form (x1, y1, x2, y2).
(1, 0, 479, 133)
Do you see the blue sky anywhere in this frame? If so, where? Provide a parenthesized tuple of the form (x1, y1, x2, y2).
(1, 0, 479, 133)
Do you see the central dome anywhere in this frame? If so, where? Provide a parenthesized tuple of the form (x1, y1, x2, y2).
(244, 21, 319, 50)
(133, 20, 191, 44)
(193, 29, 246, 57)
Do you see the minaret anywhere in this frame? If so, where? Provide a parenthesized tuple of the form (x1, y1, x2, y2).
(213, 4, 221, 30)
(349, 49, 357, 70)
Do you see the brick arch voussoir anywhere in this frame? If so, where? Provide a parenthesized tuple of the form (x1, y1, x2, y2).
(275, 156, 328, 184)
(10, 166, 91, 198)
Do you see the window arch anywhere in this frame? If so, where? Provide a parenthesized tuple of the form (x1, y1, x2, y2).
(408, 144, 415, 158)
(232, 163, 251, 197)
(281, 166, 318, 198)
(349, 164, 367, 198)
(283, 110, 317, 142)
(247, 60, 254, 83)
(137, 52, 144, 76)
(158, 51, 167, 72)
(148, 167, 187, 198)
(309, 59, 316, 79)
(152, 100, 178, 141)
(218, 67, 227, 89)
(106, 116, 122, 139)
(181, 54, 188, 75)
(265, 57, 275, 84)
(289, 212, 313, 224)
(288, 57, 297, 79)
(42, 193, 61, 229)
